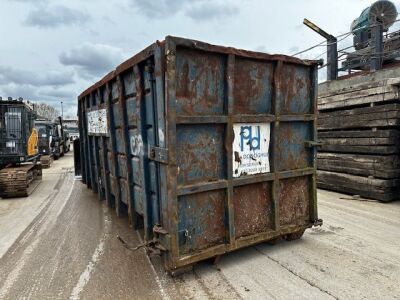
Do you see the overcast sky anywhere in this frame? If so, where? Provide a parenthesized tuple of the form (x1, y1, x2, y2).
(1, 0, 399, 117)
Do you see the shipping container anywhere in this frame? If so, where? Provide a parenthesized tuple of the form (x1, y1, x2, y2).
(77, 36, 322, 272)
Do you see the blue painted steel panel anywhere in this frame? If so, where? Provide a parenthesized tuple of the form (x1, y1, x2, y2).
(112, 102, 122, 128)
(175, 48, 226, 115)
(123, 72, 136, 96)
(234, 58, 273, 114)
(178, 189, 226, 254)
(176, 124, 226, 185)
(277, 64, 312, 114)
(277, 122, 312, 171)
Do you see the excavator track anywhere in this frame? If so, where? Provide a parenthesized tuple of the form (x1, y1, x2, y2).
(0, 163, 42, 198)
(40, 155, 53, 169)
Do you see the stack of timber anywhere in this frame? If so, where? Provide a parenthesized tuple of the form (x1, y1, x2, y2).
(317, 70, 400, 202)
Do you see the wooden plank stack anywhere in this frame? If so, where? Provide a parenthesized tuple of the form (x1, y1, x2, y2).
(317, 73, 400, 201)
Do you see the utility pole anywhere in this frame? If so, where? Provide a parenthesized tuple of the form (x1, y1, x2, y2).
(303, 18, 338, 80)
(371, 23, 384, 71)
(61, 101, 64, 117)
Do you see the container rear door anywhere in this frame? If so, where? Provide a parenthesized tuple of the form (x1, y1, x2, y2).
(164, 37, 318, 269)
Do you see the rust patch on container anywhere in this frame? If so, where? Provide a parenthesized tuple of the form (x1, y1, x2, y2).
(107, 152, 115, 176)
(278, 64, 311, 114)
(117, 154, 128, 179)
(234, 58, 273, 114)
(99, 148, 105, 185)
(178, 189, 226, 255)
(176, 124, 226, 185)
(233, 182, 274, 238)
(119, 178, 129, 205)
(110, 175, 119, 198)
(279, 176, 310, 226)
(175, 48, 226, 116)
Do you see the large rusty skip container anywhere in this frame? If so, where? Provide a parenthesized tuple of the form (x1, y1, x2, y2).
(78, 36, 322, 272)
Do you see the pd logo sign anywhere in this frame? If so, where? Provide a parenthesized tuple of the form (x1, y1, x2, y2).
(240, 125, 261, 151)
(233, 123, 270, 177)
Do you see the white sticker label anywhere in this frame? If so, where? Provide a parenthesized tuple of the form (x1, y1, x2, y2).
(233, 123, 270, 177)
(87, 109, 108, 135)
(6, 141, 16, 148)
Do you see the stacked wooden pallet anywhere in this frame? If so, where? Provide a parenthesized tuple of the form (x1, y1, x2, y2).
(317, 76, 400, 201)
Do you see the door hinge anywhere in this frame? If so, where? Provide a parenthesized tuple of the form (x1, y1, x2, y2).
(153, 224, 168, 235)
(153, 225, 170, 251)
(148, 145, 168, 164)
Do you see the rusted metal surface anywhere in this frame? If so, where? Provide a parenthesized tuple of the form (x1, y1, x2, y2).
(233, 182, 274, 238)
(278, 64, 312, 114)
(176, 124, 225, 185)
(78, 36, 320, 272)
(279, 176, 310, 226)
(277, 122, 312, 171)
(234, 58, 273, 114)
(178, 189, 226, 255)
(176, 49, 225, 115)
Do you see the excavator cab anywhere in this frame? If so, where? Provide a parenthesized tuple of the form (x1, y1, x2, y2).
(0, 98, 39, 166)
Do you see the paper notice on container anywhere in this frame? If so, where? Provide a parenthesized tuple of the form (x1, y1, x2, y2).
(87, 109, 108, 135)
(232, 123, 270, 177)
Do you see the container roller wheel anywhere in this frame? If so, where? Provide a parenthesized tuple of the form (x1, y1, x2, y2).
(267, 236, 283, 245)
(285, 229, 305, 241)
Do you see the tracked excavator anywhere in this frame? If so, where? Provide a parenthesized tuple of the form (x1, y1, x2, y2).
(0, 97, 42, 198)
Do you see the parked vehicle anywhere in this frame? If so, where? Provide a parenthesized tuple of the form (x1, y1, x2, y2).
(76, 36, 322, 272)
(35, 119, 55, 168)
(0, 97, 42, 197)
(64, 119, 79, 141)
(35, 119, 54, 155)
(63, 131, 70, 153)
(52, 116, 64, 159)
(66, 127, 79, 141)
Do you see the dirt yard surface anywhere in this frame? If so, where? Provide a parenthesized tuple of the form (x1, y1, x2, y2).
(0, 152, 399, 299)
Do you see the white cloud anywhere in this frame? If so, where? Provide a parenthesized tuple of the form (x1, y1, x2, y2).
(59, 43, 127, 79)
(25, 4, 91, 28)
(185, 2, 239, 20)
(0, 66, 74, 86)
(129, 0, 186, 18)
(129, 0, 239, 21)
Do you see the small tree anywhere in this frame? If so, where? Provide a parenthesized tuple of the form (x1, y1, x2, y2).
(34, 103, 60, 120)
